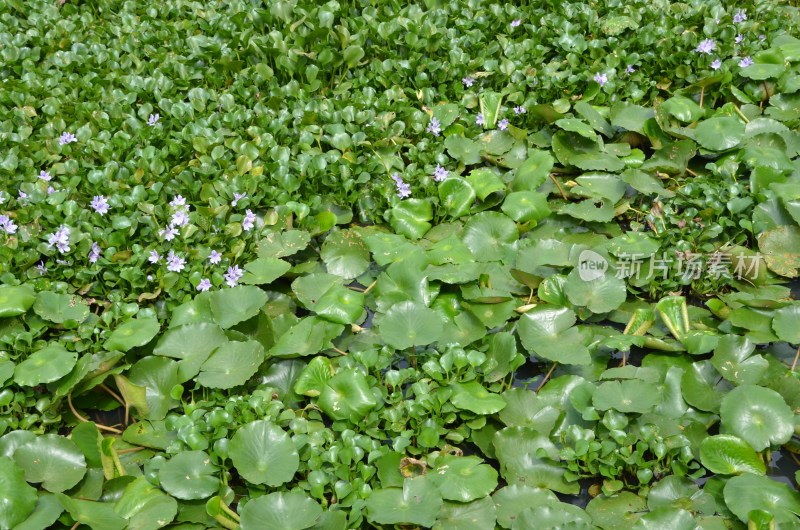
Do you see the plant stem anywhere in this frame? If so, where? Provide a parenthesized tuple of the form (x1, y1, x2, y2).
(791, 346, 799, 372)
(68, 394, 122, 434)
(549, 173, 569, 200)
(536, 363, 557, 392)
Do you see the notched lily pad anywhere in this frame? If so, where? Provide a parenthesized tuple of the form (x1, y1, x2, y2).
(14, 343, 77, 387)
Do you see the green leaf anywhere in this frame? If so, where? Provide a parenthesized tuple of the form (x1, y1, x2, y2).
(450, 381, 506, 415)
(0, 456, 37, 528)
(378, 301, 444, 350)
(501, 191, 550, 224)
(758, 225, 800, 278)
(390, 199, 433, 240)
(564, 269, 626, 314)
(114, 476, 178, 530)
(492, 485, 559, 529)
(429, 455, 498, 502)
(462, 212, 518, 263)
(13, 435, 86, 492)
(493, 427, 574, 493)
(158, 451, 219, 500)
(127, 357, 180, 421)
(240, 491, 322, 530)
(241, 257, 291, 285)
(207, 286, 269, 328)
(556, 118, 598, 140)
(12, 493, 63, 530)
(773, 303, 800, 343)
(434, 497, 496, 530)
(699, 435, 766, 475)
(365, 477, 443, 528)
(197, 340, 266, 389)
(293, 356, 334, 397)
(318, 369, 378, 421)
(723, 474, 800, 525)
(518, 307, 591, 365)
(592, 380, 660, 413)
(314, 284, 365, 325)
(257, 230, 311, 258)
(693, 117, 745, 151)
(153, 323, 227, 382)
(55, 494, 127, 530)
(661, 95, 704, 123)
(466, 168, 505, 200)
(104, 317, 160, 352)
(14, 343, 77, 387)
(0, 285, 35, 317)
(719, 385, 794, 451)
(586, 492, 647, 530)
(343, 45, 364, 68)
(320, 229, 370, 280)
(229, 420, 299, 486)
(439, 177, 476, 218)
(32, 292, 89, 325)
(445, 135, 482, 165)
(513, 503, 594, 530)
(512, 151, 553, 191)
(269, 316, 343, 358)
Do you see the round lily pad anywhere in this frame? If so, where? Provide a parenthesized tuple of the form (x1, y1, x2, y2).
(318, 369, 378, 421)
(13, 435, 87, 493)
(493, 484, 559, 529)
(723, 474, 800, 525)
(0, 285, 35, 318)
(462, 212, 518, 263)
(365, 477, 443, 528)
(450, 381, 507, 415)
(693, 116, 745, 151)
(433, 497, 497, 530)
(320, 228, 370, 280)
(518, 306, 591, 365)
(197, 340, 265, 389)
(719, 384, 794, 451)
(229, 420, 298, 486)
(429, 455, 498, 502)
(513, 502, 594, 530)
(699, 434, 766, 476)
(293, 356, 334, 397)
(14, 343, 77, 387)
(206, 286, 269, 329)
(378, 301, 445, 350)
(104, 317, 160, 352)
(158, 451, 219, 500)
(240, 491, 322, 530)
(0, 456, 37, 528)
(757, 225, 800, 278)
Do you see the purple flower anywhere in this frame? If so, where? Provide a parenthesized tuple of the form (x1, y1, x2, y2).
(696, 39, 716, 54)
(209, 250, 222, 264)
(224, 265, 244, 287)
(88, 242, 101, 264)
(171, 209, 189, 227)
(59, 132, 77, 145)
(498, 118, 509, 131)
(511, 19, 521, 27)
(159, 225, 179, 241)
(36, 261, 47, 275)
(47, 186, 55, 195)
(39, 170, 52, 181)
(514, 106, 526, 115)
(476, 113, 485, 126)
(231, 192, 247, 207)
(242, 209, 257, 231)
(626, 65, 636, 74)
(0, 215, 17, 235)
(433, 165, 448, 182)
(166, 250, 185, 273)
(148, 113, 160, 126)
(18, 190, 27, 201)
(462, 76, 474, 88)
(739, 56, 754, 68)
(759, 34, 766, 42)
(197, 278, 212, 292)
(594, 72, 608, 86)
(170, 195, 187, 208)
(427, 117, 441, 137)
(90, 195, 110, 215)
(391, 173, 411, 199)
(47, 225, 71, 254)
(733, 9, 747, 23)
(711, 58, 722, 70)
(735, 34, 744, 44)
(148, 250, 160, 263)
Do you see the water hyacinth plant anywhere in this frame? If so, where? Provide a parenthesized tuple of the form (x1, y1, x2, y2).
(0, 0, 799, 529)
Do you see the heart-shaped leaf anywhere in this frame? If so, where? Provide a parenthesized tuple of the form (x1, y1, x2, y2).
(240, 491, 322, 530)
(229, 420, 298, 486)
(158, 451, 219, 500)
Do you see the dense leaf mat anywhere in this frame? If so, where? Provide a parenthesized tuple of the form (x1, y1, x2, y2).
(1, 0, 800, 528)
